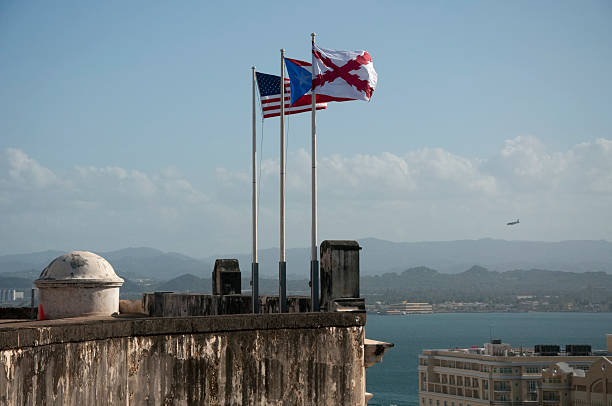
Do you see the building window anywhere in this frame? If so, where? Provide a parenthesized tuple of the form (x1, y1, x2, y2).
(429, 399, 432, 405)
(422, 398, 426, 404)
(528, 381, 537, 392)
(526, 367, 540, 374)
(543, 391, 560, 401)
(494, 381, 510, 391)
(437, 400, 440, 406)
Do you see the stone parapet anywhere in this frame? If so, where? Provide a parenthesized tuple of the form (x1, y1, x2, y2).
(0, 313, 366, 405)
(0, 312, 365, 351)
(142, 292, 314, 317)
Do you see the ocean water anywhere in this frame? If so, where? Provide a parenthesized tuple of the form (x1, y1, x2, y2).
(364, 312, 612, 406)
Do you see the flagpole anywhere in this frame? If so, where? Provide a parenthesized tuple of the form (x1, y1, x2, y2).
(279, 49, 287, 313)
(251, 66, 259, 314)
(310, 33, 320, 312)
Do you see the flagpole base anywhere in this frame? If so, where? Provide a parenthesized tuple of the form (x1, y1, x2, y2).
(251, 262, 259, 314)
(310, 260, 319, 312)
(279, 261, 287, 313)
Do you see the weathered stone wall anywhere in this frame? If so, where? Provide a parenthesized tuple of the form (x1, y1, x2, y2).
(142, 293, 311, 317)
(0, 313, 365, 405)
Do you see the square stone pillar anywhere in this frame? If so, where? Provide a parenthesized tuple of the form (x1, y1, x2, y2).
(212, 259, 241, 295)
(320, 240, 364, 311)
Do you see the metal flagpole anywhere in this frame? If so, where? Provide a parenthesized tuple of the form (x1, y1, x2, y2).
(251, 66, 259, 314)
(279, 49, 287, 313)
(310, 33, 320, 312)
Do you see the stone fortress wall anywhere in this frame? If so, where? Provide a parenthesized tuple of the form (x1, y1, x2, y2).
(0, 313, 365, 405)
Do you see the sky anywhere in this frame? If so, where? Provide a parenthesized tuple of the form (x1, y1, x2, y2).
(1, 1, 611, 258)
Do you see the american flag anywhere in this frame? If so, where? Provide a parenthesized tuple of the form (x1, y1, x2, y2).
(255, 72, 327, 119)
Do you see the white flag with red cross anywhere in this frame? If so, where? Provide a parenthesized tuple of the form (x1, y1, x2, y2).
(312, 44, 377, 102)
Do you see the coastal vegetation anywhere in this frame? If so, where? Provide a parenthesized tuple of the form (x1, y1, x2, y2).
(361, 266, 612, 312)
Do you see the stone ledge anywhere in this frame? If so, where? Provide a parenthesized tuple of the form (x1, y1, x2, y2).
(0, 312, 365, 350)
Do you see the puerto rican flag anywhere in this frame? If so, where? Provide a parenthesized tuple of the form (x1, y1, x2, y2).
(255, 71, 327, 119)
(285, 57, 354, 105)
(311, 44, 377, 102)
(284, 58, 315, 105)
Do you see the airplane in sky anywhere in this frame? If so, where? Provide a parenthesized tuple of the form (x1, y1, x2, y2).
(506, 219, 520, 226)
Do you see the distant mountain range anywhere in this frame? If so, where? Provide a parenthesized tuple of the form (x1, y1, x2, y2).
(1, 238, 611, 282)
(357, 238, 612, 275)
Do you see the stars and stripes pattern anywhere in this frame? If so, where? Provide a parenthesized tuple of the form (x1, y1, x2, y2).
(255, 72, 327, 119)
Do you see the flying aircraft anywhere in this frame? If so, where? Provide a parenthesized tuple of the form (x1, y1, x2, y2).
(506, 219, 520, 226)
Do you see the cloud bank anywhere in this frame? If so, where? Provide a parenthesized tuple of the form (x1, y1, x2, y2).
(1, 136, 611, 256)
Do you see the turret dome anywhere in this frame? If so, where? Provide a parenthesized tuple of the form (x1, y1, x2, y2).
(37, 251, 123, 286)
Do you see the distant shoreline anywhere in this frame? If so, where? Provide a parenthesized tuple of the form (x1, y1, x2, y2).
(367, 310, 612, 315)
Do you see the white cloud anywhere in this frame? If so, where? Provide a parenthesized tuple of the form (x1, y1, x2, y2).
(1, 137, 611, 256)
(1, 148, 58, 189)
(0, 150, 217, 255)
(318, 148, 498, 199)
(213, 136, 612, 247)
(490, 136, 612, 195)
(216, 146, 498, 202)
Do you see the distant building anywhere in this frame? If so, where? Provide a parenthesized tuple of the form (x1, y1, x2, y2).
(418, 335, 612, 406)
(399, 302, 434, 314)
(0, 289, 25, 303)
(378, 302, 434, 315)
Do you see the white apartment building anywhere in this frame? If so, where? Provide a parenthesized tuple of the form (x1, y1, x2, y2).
(419, 336, 612, 406)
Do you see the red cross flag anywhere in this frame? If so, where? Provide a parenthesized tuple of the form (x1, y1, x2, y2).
(312, 44, 377, 102)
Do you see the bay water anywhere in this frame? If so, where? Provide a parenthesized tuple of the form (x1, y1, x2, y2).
(364, 312, 612, 406)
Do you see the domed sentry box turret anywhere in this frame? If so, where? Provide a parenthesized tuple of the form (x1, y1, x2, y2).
(35, 251, 124, 319)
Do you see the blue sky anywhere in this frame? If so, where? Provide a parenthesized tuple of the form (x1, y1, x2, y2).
(1, 1, 611, 258)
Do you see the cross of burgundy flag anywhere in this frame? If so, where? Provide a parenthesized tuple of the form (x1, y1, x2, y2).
(312, 44, 377, 102)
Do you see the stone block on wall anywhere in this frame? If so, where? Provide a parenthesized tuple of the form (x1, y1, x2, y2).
(212, 259, 241, 295)
(320, 240, 362, 311)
